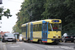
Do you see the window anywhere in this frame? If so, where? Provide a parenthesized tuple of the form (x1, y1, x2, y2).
(21, 26, 26, 32)
(48, 24, 51, 31)
(42, 23, 47, 31)
(39, 24, 42, 31)
(48, 23, 62, 31)
(33, 24, 42, 31)
(51, 23, 62, 31)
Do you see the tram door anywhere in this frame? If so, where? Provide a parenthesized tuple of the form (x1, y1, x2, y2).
(42, 22, 48, 42)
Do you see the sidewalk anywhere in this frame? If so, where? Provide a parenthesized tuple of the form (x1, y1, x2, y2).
(0, 41, 3, 50)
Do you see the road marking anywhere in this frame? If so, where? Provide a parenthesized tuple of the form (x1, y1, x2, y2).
(24, 43, 45, 50)
(23, 49, 25, 50)
(25, 43, 39, 50)
(37, 49, 39, 50)
(19, 42, 23, 43)
(45, 46, 75, 50)
(3, 44, 7, 50)
(10, 45, 20, 48)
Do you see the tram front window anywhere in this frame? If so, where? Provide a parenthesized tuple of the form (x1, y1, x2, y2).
(48, 23, 62, 31)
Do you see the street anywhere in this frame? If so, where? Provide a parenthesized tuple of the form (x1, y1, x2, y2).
(0, 41, 75, 50)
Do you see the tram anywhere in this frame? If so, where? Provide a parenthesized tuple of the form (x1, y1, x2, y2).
(21, 19, 62, 44)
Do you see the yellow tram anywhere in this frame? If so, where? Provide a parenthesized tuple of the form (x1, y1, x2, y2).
(21, 19, 62, 44)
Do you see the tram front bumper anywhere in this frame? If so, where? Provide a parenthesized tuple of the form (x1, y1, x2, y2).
(52, 39, 62, 42)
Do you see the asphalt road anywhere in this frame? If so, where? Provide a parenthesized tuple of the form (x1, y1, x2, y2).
(0, 41, 3, 50)
(1, 42, 75, 50)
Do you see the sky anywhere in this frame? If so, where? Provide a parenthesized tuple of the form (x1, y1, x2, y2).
(0, 0, 24, 33)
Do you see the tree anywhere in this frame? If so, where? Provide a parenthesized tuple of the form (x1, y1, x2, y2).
(14, 0, 75, 34)
(0, 7, 12, 20)
(13, 24, 21, 34)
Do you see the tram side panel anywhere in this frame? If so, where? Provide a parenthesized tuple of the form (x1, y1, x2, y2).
(29, 22, 42, 42)
(21, 24, 28, 41)
(33, 31, 42, 42)
(22, 32, 26, 41)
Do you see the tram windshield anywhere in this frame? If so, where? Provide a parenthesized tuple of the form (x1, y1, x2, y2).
(48, 23, 62, 31)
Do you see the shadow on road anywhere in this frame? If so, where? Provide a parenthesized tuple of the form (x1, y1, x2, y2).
(24, 41, 63, 45)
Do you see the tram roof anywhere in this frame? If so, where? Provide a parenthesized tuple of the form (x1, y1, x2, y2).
(21, 19, 61, 27)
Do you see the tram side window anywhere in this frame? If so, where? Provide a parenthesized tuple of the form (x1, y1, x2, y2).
(35, 24, 38, 31)
(39, 24, 42, 31)
(33, 24, 38, 31)
(42, 23, 47, 31)
(33, 24, 42, 31)
(24, 26, 26, 32)
(48, 24, 51, 31)
(22, 26, 26, 32)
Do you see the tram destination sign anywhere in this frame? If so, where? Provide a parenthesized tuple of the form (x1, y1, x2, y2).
(52, 20, 59, 22)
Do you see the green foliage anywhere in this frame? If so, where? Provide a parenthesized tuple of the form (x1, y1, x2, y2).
(13, 24, 21, 34)
(4, 9, 12, 18)
(14, 0, 75, 34)
(0, 8, 3, 20)
(0, 8, 12, 20)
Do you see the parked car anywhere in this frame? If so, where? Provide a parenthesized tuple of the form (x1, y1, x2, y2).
(2, 33, 16, 42)
(62, 33, 75, 43)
